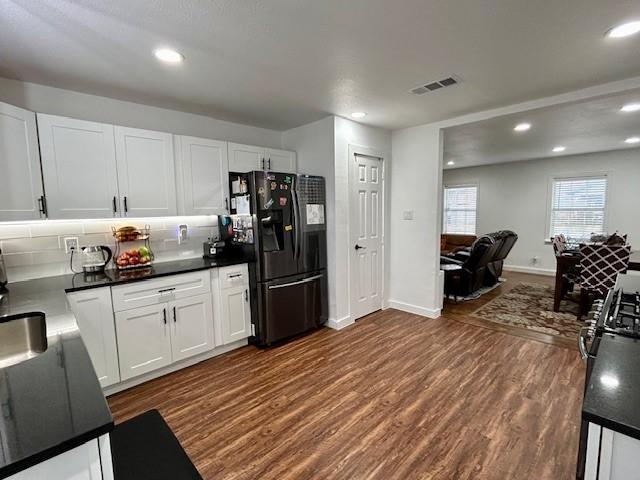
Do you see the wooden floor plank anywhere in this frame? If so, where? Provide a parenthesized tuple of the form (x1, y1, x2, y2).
(108, 272, 584, 479)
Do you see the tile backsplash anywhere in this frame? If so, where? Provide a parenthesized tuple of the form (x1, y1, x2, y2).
(0, 216, 217, 282)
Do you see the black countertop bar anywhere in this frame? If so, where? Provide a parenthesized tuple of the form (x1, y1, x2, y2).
(583, 334, 640, 441)
(0, 330, 113, 479)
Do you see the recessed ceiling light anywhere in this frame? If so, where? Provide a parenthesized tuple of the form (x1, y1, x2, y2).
(514, 123, 531, 132)
(351, 112, 367, 119)
(606, 21, 640, 38)
(154, 48, 184, 64)
(625, 136, 640, 144)
(447, 160, 455, 166)
(552, 146, 566, 153)
(621, 103, 640, 113)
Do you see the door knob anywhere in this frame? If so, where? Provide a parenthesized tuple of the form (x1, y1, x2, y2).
(355, 244, 366, 250)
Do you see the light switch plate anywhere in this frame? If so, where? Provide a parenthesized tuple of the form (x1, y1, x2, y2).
(403, 210, 414, 220)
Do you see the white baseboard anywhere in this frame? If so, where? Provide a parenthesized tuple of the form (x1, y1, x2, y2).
(503, 264, 555, 277)
(327, 315, 354, 330)
(387, 299, 441, 319)
(103, 339, 248, 396)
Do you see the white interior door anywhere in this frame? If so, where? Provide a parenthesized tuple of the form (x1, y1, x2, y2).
(349, 153, 383, 320)
(0, 102, 44, 221)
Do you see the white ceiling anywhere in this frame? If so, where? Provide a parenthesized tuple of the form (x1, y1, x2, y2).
(1, 0, 640, 130)
(443, 89, 640, 169)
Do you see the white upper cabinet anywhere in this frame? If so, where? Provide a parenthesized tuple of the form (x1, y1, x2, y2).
(0, 102, 45, 221)
(265, 148, 296, 172)
(38, 114, 120, 219)
(228, 142, 264, 172)
(114, 126, 177, 217)
(228, 143, 296, 173)
(176, 136, 229, 215)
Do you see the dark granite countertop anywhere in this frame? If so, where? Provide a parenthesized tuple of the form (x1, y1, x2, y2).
(0, 329, 113, 478)
(0, 256, 254, 331)
(583, 333, 640, 441)
(63, 255, 254, 293)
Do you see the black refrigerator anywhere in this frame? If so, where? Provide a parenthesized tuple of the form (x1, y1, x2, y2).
(229, 171, 328, 346)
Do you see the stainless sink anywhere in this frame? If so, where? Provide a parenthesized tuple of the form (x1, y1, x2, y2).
(0, 312, 47, 368)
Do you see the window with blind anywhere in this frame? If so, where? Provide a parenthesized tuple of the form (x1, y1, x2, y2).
(443, 185, 478, 234)
(549, 176, 607, 240)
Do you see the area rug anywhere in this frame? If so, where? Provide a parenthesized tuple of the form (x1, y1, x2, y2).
(471, 282, 582, 340)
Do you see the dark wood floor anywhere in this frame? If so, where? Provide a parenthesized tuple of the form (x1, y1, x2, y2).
(109, 272, 584, 480)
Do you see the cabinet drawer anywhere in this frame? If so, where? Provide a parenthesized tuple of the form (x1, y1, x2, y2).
(219, 264, 249, 290)
(112, 271, 211, 312)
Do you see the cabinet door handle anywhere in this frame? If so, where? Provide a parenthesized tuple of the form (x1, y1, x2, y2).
(112, 196, 118, 214)
(228, 273, 242, 279)
(268, 158, 271, 170)
(225, 198, 229, 211)
(244, 289, 248, 302)
(261, 158, 265, 170)
(173, 306, 177, 323)
(123, 196, 128, 213)
(162, 308, 167, 325)
(37, 195, 47, 216)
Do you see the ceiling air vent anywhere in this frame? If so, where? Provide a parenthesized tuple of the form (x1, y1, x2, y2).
(410, 76, 459, 95)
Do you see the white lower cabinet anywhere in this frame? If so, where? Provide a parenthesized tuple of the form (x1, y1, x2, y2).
(217, 264, 252, 345)
(67, 266, 250, 388)
(220, 285, 251, 345)
(7, 436, 110, 480)
(170, 293, 215, 362)
(115, 303, 173, 381)
(67, 288, 120, 388)
(585, 423, 640, 480)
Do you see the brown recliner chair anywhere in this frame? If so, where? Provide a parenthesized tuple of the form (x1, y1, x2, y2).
(485, 230, 518, 285)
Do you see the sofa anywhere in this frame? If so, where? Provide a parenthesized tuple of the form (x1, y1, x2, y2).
(440, 234, 477, 255)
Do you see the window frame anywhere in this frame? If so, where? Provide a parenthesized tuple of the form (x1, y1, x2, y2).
(546, 173, 610, 242)
(442, 183, 479, 235)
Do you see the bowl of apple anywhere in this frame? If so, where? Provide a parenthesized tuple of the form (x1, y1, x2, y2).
(115, 247, 152, 270)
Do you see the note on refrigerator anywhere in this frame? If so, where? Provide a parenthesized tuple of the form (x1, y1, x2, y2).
(306, 204, 325, 225)
(236, 195, 251, 214)
(231, 178, 241, 194)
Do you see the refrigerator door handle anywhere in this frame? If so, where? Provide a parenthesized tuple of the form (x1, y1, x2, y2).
(268, 274, 323, 290)
(291, 188, 300, 260)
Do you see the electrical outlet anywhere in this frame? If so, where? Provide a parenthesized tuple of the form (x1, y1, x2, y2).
(64, 237, 79, 254)
(403, 210, 414, 220)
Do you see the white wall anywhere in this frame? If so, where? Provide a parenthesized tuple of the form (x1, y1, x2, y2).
(442, 148, 640, 273)
(0, 77, 282, 148)
(386, 77, 640, 319)
(283, 116, 392, 328)
(388, 125, 444, 317)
